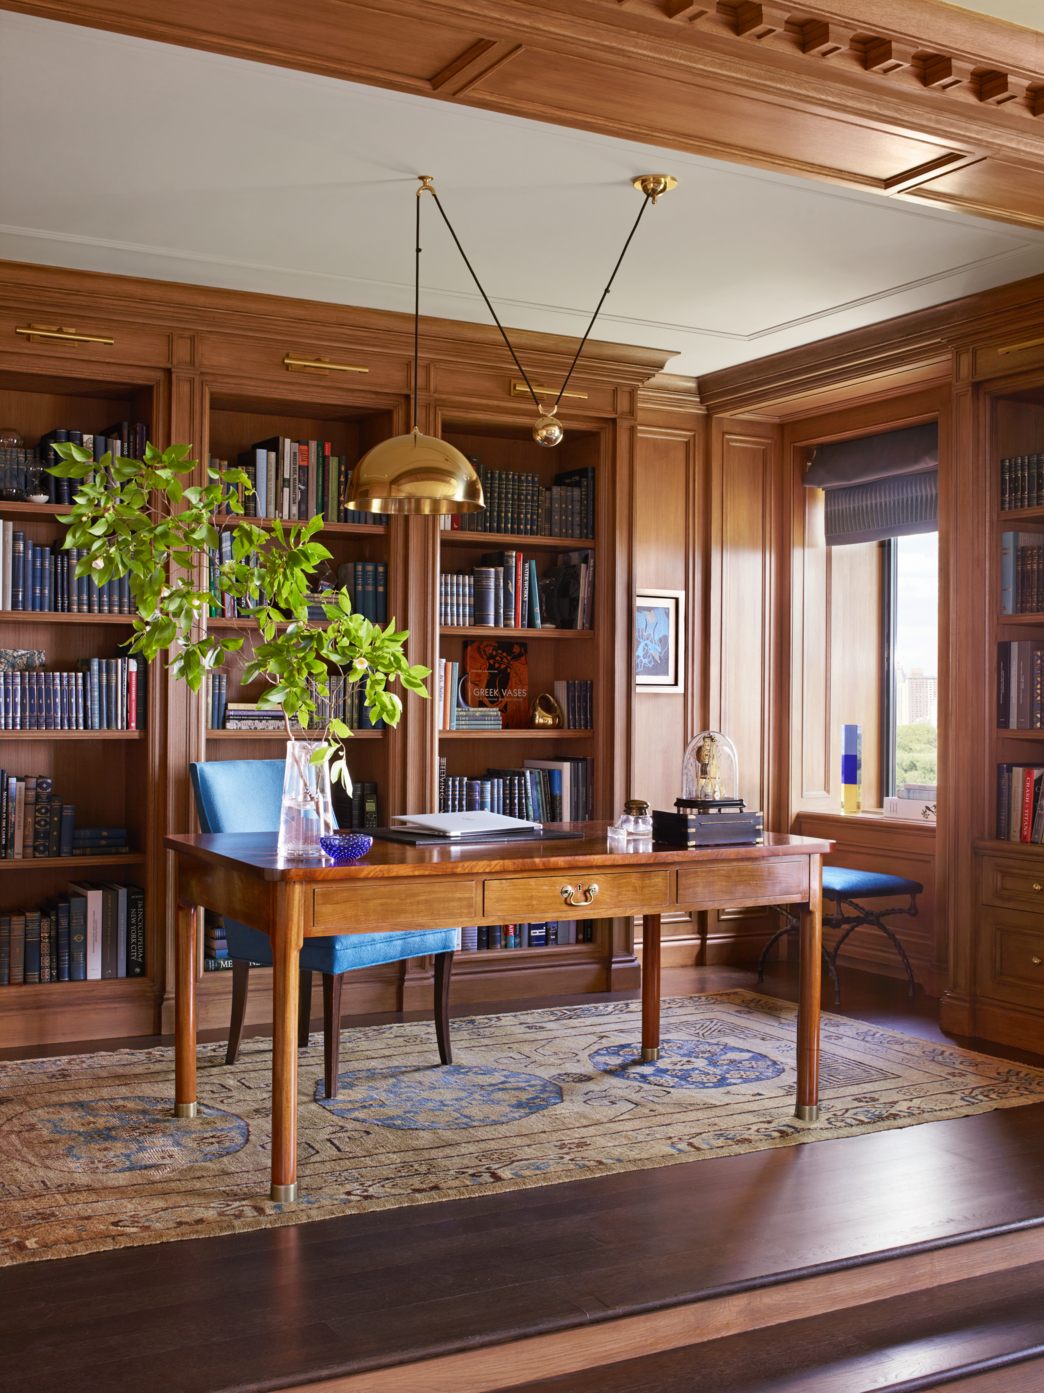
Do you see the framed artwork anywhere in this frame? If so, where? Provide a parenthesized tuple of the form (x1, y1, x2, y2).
(635, 589, 685, 692)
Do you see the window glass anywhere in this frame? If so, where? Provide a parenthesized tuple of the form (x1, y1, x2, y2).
(893, 532, 938, 789)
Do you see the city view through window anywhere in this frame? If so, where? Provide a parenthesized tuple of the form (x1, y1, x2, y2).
(894, 532, 938, 789)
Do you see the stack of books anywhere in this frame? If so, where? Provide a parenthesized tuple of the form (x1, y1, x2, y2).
(235, 440, 389, 525)
(33, 421, 150, 505)
(1000, 454, 1044, 511)
(0, 773, 133, 860)
(435, 760, 592, 820)
(998, 640, 1044, 728)
(438, 461, 595, 538)
(1000, 532, 1044, 614)
(0, 881, 145, 985)
(436, 659, 505, 731)
(996, 764, 1044, 843)
(458, 921, 594, 951)
(0, 530, 134, 613)
(1, 657, 146, 731)
(552, 679, 593, 730)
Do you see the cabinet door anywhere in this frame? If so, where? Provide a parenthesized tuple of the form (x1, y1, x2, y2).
(978, 905, 1044, 1010)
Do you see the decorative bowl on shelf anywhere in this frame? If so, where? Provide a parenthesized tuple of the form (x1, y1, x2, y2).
(319, 832, 373, 864)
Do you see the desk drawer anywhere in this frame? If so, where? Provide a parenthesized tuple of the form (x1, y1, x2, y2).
(981, 856, 1044, 912)
(483, 870, 669, 920)
(677, 859, 808, 911)
(312, 878, 478, 932)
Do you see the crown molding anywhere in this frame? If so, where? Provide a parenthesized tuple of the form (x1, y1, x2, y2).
(696, 268, 1044, 416)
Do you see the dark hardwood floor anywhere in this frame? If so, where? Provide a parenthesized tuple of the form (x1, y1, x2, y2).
(1, 966, 1042, 1393)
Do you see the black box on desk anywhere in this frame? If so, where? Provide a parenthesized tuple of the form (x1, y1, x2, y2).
(652, 809, 764, 848)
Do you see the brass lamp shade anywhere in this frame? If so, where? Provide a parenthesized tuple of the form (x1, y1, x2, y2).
(346, 428, 485, 515)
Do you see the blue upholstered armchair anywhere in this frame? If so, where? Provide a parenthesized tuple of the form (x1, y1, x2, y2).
(189, 760, 456, 1097)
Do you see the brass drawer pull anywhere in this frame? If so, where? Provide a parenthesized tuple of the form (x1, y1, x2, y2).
(1033, 957, 1042, 967)
(1033, 883, 1042, 892)
(284, 354, 368, 375)
(561, 882, 599, 907)
(16, 323, 114, 345)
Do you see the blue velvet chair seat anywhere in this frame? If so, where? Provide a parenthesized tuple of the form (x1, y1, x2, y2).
(822, 868, 923, 901)
(189, 759, 455, 1092)
(224, 920, 459, 974)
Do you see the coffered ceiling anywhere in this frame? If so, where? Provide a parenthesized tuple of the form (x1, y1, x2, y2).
(3, 0, 1042, 233)
(2, 11, 1042, 379)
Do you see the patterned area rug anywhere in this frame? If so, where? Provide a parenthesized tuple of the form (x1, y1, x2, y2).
(3, 990, 1044, 1266)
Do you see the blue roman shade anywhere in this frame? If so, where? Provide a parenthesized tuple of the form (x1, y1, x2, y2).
(804, 422, 938, 546)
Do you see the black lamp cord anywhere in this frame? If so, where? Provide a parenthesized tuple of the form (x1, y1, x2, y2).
(419, 185, 653, 416)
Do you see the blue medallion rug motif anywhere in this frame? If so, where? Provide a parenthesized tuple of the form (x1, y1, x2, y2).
(1, 990, 1043, 1265)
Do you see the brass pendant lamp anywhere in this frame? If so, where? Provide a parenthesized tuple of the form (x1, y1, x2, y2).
(346, 173, 676, 514)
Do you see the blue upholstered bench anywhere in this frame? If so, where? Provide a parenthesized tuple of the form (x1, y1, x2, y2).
(759, 866, 922, 1001)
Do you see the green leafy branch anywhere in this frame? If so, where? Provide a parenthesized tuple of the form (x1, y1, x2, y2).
(48, 441, 430, 789)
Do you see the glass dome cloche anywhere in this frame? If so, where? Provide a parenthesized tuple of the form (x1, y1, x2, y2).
(680, 731, 740, 807)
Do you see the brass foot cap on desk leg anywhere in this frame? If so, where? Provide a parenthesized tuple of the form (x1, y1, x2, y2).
(640, 1047, 661, 1062)
(794, 1104, 820, 1123)
(270, 1183, 298, 1203)
(174, 1102, 198, 1119)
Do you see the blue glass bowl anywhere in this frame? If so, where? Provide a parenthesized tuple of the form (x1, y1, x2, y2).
(319, 833, 373, 864)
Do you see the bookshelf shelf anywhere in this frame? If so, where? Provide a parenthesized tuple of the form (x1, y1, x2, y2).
(0, 611, 137, 625)
(998, 508, 1044, 524)
(997, 729, 1044, 739)
(0, 500, 74, 519)
(997, 613, 1044, 626)
(207, 617, 332, 630)
(973, 838, 1044, 859)
(439, 729, 594, 740)
(3, 730, 146, 740)
(216, 517, 385, 537)
(439, 531, 594, 552)
(439, 626, 594, 640)
(0, 854, 146, 872)
(207, 729, 383, 739)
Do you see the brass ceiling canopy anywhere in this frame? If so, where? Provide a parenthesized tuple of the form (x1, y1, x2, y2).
(631, 175, 678, 204)
(345, 426, 484, 515)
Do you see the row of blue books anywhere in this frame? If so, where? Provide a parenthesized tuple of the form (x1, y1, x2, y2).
(0, 881, 145, 984)
(0, 531, 133, 613)
(32, 422, 149, 504)
(1, 658, 145, 731)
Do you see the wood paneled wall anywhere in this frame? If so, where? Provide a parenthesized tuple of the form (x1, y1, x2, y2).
(631, 405, 703, 965)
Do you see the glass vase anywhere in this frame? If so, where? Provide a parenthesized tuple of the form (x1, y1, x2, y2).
(277, 741, 335, 859)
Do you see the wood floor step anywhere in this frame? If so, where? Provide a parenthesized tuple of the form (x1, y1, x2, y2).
(298, 1226, 1044, 1393)
(495, 1260, 1044, 1393)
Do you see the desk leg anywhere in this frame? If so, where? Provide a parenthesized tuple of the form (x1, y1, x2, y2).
(270, 882, 303, 1203)
(795, 854, 822, 1123)
(173, 899, 198, 1119)
(641, 913, 662, 1062)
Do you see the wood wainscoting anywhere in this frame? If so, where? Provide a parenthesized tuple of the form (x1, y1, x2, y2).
(793, 811, 941, 995)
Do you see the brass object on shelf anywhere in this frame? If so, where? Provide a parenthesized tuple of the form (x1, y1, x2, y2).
(347, 427, 484, 515)
(16, 323, 114, 345)
(283, 354, 368, 375)
(631, 174, 678, 203)
(511, 380, 588, 400)
(530, 692, 563, 728)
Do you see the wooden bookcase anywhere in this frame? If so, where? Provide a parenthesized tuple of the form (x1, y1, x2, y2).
(0, 367, 166, 1046)
(0, 260, 673, 1046)
(973, 374, 1044, 1044)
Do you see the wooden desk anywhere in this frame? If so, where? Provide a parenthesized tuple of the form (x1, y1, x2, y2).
(164, 825, 833, 1201)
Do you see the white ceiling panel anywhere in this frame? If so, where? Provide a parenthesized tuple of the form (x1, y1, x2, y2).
(2, 11, 1043, 378)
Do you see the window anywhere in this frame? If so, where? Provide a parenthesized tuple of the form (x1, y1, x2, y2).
(882, 532, 938, 796)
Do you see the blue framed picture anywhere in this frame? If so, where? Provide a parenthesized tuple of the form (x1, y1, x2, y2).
(635, 589, 684, 692)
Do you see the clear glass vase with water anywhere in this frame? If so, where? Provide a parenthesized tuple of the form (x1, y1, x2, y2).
(277, 741, 338, 859)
